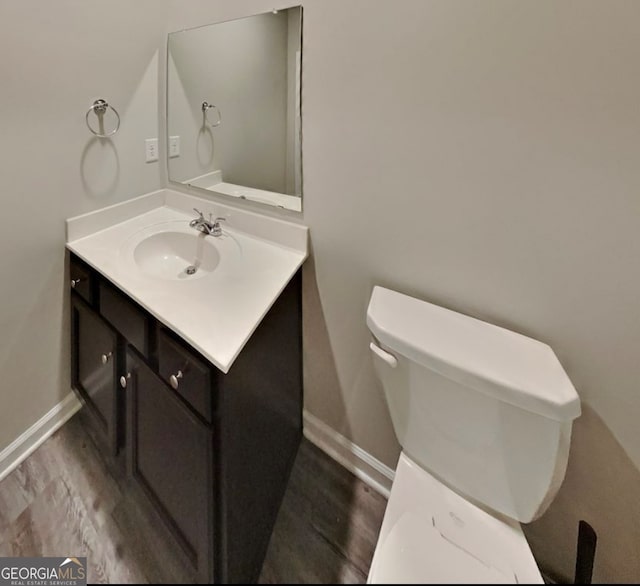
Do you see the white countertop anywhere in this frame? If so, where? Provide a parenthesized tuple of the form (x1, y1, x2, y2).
(66, 189, 308, 373)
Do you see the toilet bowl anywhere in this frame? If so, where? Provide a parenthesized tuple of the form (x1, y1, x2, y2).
(366, 286, 580, 584)
(367, 453, 544, 584)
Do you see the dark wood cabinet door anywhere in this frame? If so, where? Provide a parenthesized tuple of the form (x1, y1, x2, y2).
(125, 350, 214, 583)
(71, 296, 120, 455)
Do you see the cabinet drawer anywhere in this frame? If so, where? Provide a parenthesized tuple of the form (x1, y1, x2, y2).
(158, 329, 213, 423)
(69, 255, 94, 305)
(99, 280, 150, 357)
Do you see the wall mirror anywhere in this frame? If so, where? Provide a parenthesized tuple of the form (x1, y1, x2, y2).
(167, 6, 302, 212)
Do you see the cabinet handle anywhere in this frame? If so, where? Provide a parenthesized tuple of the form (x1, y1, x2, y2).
(120, 373, 131, 389)
(169, 370, 183, 390)
(70, 278, 83, 288)
(101, 352, 113, 365)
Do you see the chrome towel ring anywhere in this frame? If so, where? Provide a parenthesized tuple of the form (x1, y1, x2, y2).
(202, 101, 222, 127)
(86, 99, 121, 137)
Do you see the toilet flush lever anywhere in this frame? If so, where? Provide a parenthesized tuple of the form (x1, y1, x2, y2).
(369, 342, 398, 368)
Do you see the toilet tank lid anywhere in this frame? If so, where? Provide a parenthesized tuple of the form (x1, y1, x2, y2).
(366, 286, 581, 421)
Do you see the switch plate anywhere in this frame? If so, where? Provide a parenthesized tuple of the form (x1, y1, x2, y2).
(145, 138, 158, 163)
(169, 136, 180, 158)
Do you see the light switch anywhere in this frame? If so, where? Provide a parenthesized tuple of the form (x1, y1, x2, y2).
(145, 138, 158, 163)
(169, 136, 180, 158)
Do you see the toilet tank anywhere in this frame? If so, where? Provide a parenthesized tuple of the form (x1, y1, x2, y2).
(367, 287, 581, 523)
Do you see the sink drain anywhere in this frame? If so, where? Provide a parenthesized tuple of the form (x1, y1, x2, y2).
(185, 265, 198, 275)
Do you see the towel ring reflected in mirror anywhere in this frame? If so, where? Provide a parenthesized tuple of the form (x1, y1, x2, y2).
(202, 101, 222, 127)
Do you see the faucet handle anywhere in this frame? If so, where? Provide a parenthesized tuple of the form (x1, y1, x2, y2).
(193, 208, 204, 219)
(211, 216, 226, 236)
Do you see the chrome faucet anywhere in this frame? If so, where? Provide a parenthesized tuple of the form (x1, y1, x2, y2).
(189, 208, 226, 237)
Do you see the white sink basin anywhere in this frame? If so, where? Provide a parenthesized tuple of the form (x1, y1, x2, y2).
(133, 230, 220, 281)
(117, 221, 242, 283)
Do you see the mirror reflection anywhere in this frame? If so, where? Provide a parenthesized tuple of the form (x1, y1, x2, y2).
(167, 7, 303, 212)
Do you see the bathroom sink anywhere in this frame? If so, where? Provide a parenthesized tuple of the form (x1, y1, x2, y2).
(132, 230, 220, 281)
(68, 195, 308, 372)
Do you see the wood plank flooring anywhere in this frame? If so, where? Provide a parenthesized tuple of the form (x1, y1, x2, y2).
(0, 414, 387, 583)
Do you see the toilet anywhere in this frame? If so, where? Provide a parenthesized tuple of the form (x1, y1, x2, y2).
(366, 286, 581, 584)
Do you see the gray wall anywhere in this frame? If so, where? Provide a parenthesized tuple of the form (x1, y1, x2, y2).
(0, 0, 165, 459)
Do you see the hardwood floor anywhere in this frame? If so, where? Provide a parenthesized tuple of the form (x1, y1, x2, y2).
(0, 414, 387, 584)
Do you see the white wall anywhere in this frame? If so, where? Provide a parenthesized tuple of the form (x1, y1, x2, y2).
(167, 11, 290, 193)
(0, 0, 166, 455)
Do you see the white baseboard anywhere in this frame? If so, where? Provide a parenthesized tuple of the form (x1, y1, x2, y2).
(303, 410, 395, 498)
(0, 392, 82, 483)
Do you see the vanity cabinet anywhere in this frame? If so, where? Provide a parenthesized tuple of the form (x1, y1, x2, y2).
(68, 251, 302, 584)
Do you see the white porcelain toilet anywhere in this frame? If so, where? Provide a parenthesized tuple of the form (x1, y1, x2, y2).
(366, 286, 581, 584)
